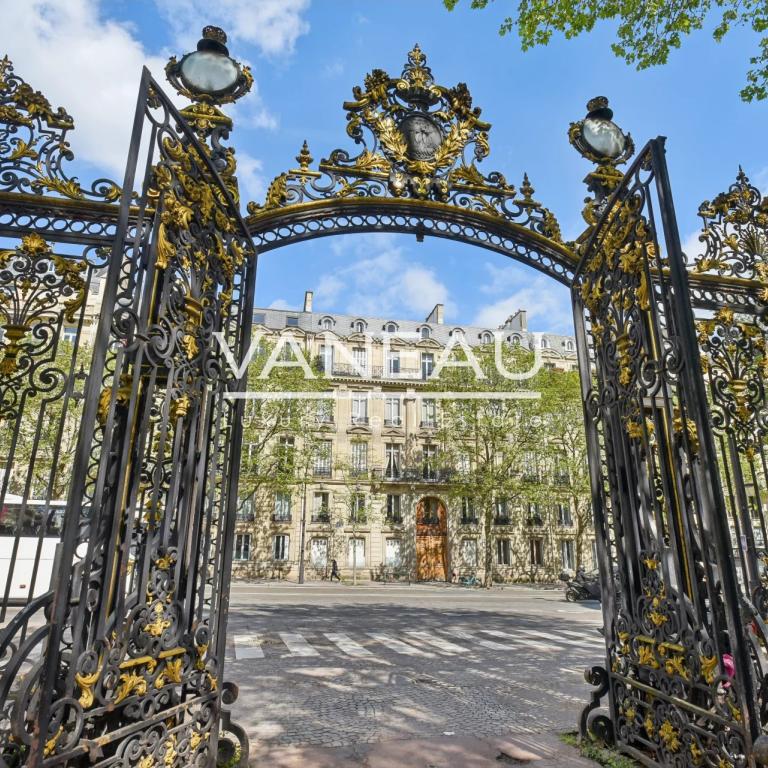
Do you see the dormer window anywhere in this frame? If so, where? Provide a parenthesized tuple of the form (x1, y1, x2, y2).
(541, 337, 550, 349)
(420, 326, 431, 340)
(508, 334, 521, 346)
(481, 331, 493, 344)
(353, 319, 366, 333)
(320, 316, 334, 330)
(566, 340, 574, 351)
(385, 322, 398, 334)
(451, 328, 464, 340)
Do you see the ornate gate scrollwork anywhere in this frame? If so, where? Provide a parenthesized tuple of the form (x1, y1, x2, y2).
(0, 45, 255, 766)
(574, 140, 761, 765)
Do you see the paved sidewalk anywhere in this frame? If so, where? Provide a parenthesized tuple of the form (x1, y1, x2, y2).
(248, 731, 598, 767)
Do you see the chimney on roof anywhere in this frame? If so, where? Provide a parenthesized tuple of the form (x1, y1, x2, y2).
(303, 290, 313, 313)
(425, 303, 444, 324)
(500, 309, 527, 332)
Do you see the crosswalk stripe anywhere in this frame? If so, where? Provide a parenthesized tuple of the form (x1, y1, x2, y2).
(481, 629, 558, 653)
(368, 633, 434, 657)
(279, 632, 320, 657)
(234, 634, 264, 659)
(556, 628, 603, 641)
(324, 632, 373, 657)
(404, 630, 469, 654)
(446, 629, 515, 650)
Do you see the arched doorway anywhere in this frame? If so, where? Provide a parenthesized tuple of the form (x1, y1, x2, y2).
(415, 497, 447, 582)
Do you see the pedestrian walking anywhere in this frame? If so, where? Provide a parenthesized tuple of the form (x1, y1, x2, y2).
(330, 558, 341, 582)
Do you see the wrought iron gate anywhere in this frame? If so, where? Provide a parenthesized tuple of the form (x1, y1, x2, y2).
(0, 58, 255, 767)
(574, 139, 762, 765)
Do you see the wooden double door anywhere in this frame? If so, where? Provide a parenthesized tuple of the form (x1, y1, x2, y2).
(415, 497, 447, 581)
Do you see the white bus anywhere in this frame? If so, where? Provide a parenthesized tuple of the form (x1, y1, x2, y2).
(0, 496, 65, 602)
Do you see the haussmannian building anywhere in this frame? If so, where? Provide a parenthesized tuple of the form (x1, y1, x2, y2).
(231, 290, 596, 584)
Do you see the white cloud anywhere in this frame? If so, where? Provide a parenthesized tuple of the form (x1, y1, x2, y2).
(269, 299, 292, 310)
(313, 234, 453, 320)
(235, 151, 267, 203)
(472, 263, 573, 334)
(4, 0, 171, 176)
(322, 59, 345, 79)
(680, 230, 705, 261)
(155, 0, 310, 55)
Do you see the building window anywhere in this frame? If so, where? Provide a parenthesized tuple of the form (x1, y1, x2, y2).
(421, 398, 436, 427)
(523, 451, 538, 481)
(420, 326, 431, 340)
(314, 441, 332, 476)
(315, 398, 334, 424)
(352, 346, 368, 374)
(566, 340, 574, 351)
(494, 498, 509, 524)
(385, 443, 402, 479)
(253, 312, 266, 324)
(526, 502, 543, 527)
(351, 442, 368, 475)
(385, 396, 401, 425)
(541, 336, 549, 348)
(460, 497, 476, 524)
(385, 322, 397, 334)
(422, 445, 438, 480)
(348, 537, 365, 567)
(321, 317, 334, 330)
(318, 343, 334, 373)
(557, 503, 573, 527)
(63, 326, 77, 343)
(310, 538, 328, 567)
(561, 539, 575, 570)
(457, 453, 470, 475)
(462, 538, 478, 566)
(278, 436, 295, 471)
(421, 352, 434, 380)
(386, 349, 400, 375)
(481, 331, 493, 344)
(349, 493, 366, 523)
(451, 328, 464, 339)
(351, 393, 368, 425)
(386, 494, 402, 523)
(312, 492, 330, 522)
(530, 537, 544, 566)
(354, 320, 366, 333)
(385, 539, 402, 567)
(234, 533, 251, 561)
(274, 493, 292, 522)
(286, 316, 299, 327)
(273, 534, 290, 561)
(496, 538, 512, 566)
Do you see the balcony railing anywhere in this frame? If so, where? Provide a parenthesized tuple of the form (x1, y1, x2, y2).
(272, 514, 292, 524)
(325, 363, 423, 380)
(460, 516, 479, 526)
(350, 416, 369, 426)
(313, 466, 332, 477)
(310, 513, 330, 524)
(526, 514, 544, 527)
(385, 514, 403, 525)
(384, 418, 402, 427)
(419, 420, 437, 429)
(494, 516, 512, 526)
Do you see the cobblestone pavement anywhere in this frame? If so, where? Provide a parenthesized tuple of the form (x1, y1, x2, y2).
(225, 583, 605, 765)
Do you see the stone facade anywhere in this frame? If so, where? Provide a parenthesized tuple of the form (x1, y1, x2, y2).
(232, 291, 595, 583)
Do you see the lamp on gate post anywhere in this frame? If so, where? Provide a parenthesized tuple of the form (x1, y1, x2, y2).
(568, 96, 633, 204)
(165, 26, 253, 156)
(165, 26, 253, 106)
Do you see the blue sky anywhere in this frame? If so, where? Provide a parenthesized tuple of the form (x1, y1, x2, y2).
(4, 1, 767, 334)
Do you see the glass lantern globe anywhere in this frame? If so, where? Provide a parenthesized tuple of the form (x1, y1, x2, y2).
(180, 50, 239, 95)
(582, 116, 626, 161)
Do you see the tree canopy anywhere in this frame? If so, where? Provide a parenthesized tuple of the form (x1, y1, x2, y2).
(444, 0, 768, 101)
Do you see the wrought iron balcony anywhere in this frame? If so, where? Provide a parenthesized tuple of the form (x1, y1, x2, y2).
(419, 420, 437, 429)
(384, 418, 402, 427)
(553, 473, 570, 485)
(272, 514, 292, 524)
(327, 363, 422, 380)
(310, 513, 330, 524)
(493, 516, 512, 526)
(460, 516, 479, 526)
(350, 416, 370, 426)
(385, 514, 403, 525)
(313, 466, 332, 477)
(526, 514, 544, 527)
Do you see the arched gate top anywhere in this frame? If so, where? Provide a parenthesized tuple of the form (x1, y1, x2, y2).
(245, 45, 577, 285)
